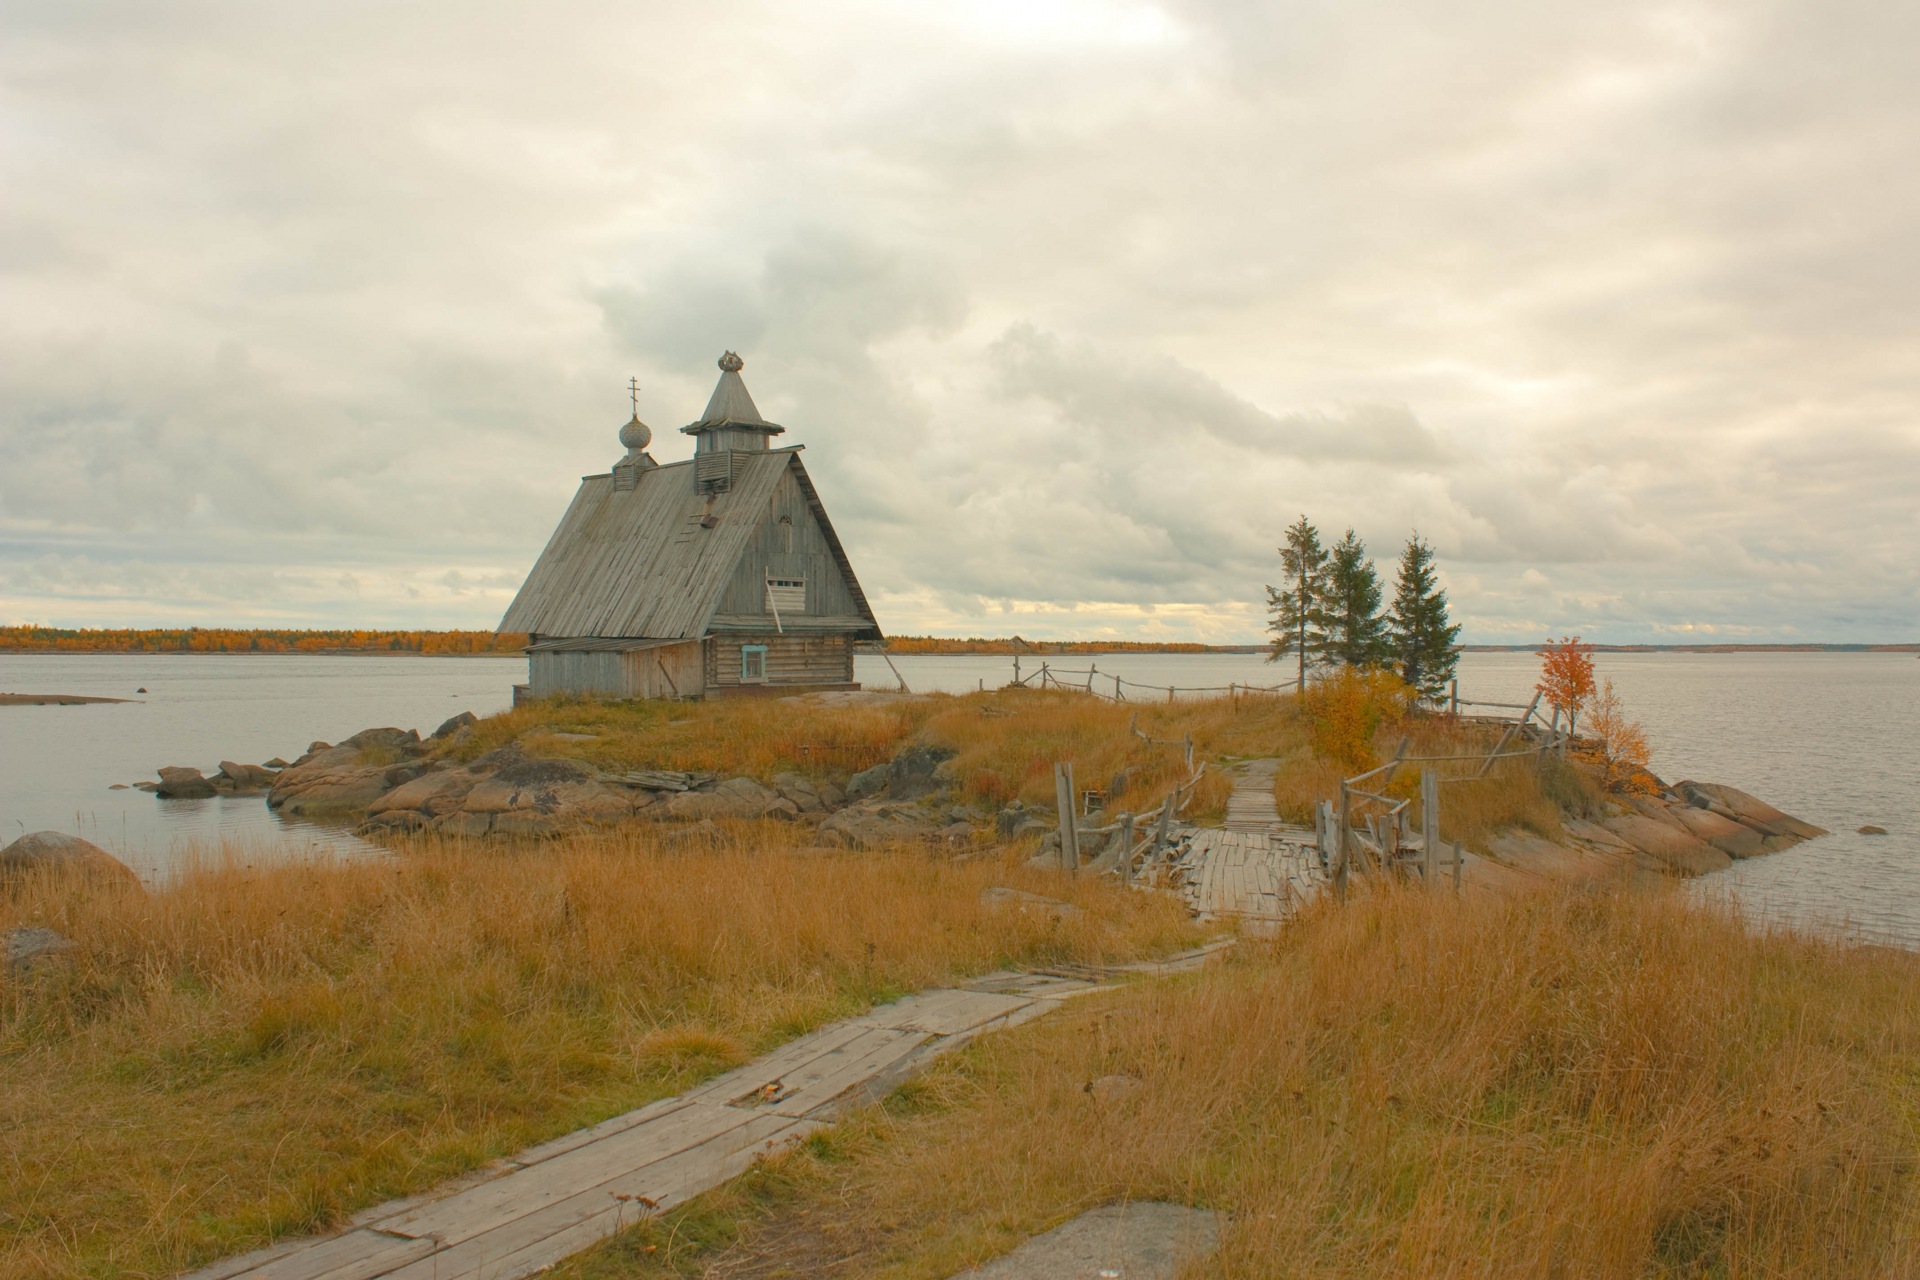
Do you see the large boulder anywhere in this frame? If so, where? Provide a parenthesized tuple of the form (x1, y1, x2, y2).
(845, 763, 890, 802)
(1, 831, 140, 889)
(817, 801, 940, 850)
(155, 766, 216, 799)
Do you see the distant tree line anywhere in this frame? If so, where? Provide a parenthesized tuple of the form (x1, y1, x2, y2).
(1265, 517, 1462, 699)
(878, 636, 1219, 656)
(0, 627, 528, 654)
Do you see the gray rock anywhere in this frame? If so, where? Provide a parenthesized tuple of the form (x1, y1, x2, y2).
(1, 831, 140, 889)
(155, 766, 216, 799)
(846, 763, 890, 801)
(6, 927, 78, 974)
(263, 757, 290, 769)
(216, 761, 277, 789)
(980, 886, 1081, 919)
(1085, 1073, 1142, 1104)
(995, 805, 1029, 838)
(664, 777, 792, 821)
(1010, 818, 1049, 841)
(431, 711, 478, 740)
(770, 771, 829, 814)
(951, 1202, 1220, 1280)
(888, 743, 956, 800)
(818, 801, 940, 850)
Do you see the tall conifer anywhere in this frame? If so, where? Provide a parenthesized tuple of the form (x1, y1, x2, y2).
(1266, 515, 1332, 688)
(1325, 528, 1388, 668)
(1388, 533, 1462, 699)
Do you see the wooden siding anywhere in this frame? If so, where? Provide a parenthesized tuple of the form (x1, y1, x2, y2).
(714, 468, 865, 621)
(530, 641, 704, 700)
(706, 633, 854, 689)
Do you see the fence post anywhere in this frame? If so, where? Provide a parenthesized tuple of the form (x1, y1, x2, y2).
(1183, 734, 1194, 770)
(1087, 662, 1097, 693)
(1449, 678, 1458, 716)
(1117, 812, 1135, 882)
(1041, 661, 1050, 689)
(1422, 768, 1439, 888)
(1115, 673, 1124, 701)
(1168, 685, 1175, 704)
(1335, 780, 1350, 903)
(1013, 654, 1020, 686)
(1053, 762, 1079, 873)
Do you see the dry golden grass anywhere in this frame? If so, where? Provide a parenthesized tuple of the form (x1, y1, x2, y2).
(558, 886, 1920, 1280)
(0, 829, 1198, 1279)
(467, 687, 1311, 824)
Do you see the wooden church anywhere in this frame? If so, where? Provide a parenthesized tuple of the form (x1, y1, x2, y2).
(499, 352, 881, 700)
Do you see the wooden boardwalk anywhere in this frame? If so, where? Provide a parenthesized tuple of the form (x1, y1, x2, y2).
(177, 949, 1227, 1280)
(1161, 760, 1326, 926)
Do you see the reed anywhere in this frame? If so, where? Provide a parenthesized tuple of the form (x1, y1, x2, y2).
(0, 829, 1197, 1279)
(570, 886, 1920, 1279)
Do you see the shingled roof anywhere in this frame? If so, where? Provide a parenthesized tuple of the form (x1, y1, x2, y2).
(497, 446, 878, 641)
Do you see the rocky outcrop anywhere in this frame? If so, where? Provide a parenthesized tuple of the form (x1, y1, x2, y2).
(1, 831, 140, 889)
(1482, 779, 1827, 884)
(269, 728, 431, 816)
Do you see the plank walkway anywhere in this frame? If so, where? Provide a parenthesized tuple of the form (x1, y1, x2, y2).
(176, 948, 1228, 1280)
(1162, 759, 1326, 926)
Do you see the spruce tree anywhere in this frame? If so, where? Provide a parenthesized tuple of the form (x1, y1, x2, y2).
(1388, 533, 1462, 700)
(1324, 528, 1387, 668)
(1266, 515, 1332, 688)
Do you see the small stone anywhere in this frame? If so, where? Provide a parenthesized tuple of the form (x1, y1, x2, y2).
(980, 886, 1081, 918)
(307, 741, 332, 754)
(108, 783, 129, 790)
(1085, 1073, 1142, 1103)
(1859, 825, 1889, 835)
(264, 757, 290, 769)
(6, 927, 78, 973)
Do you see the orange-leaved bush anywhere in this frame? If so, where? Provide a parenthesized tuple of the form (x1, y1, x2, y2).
(1535, 635, 1596, 728)
(1579, 677, 1654, 792)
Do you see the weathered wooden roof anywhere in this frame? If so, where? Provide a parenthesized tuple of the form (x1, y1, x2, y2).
(498, 447, 879, 641)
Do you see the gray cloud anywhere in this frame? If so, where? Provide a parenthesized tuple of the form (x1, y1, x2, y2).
(1, 0, 1916, 642)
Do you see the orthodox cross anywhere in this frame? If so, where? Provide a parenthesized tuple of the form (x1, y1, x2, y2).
(628, 377, 641, 414)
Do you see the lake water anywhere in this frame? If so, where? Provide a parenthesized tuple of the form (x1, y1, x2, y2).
(3, 650, 1914, 946)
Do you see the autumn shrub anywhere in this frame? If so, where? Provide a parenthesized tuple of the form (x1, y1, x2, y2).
(1300, 667, 1411, 771)
(1579, 676, 1656, 793)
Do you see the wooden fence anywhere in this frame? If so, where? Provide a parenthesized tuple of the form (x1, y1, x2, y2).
(1008, 656, 1299, 704)
(1324, 690, 1575, 898)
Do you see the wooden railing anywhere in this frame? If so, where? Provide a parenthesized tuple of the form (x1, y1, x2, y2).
(1008, 656, 1299, 704)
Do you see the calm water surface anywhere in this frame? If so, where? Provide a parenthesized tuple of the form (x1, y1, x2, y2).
(4, 651, 1914, 945)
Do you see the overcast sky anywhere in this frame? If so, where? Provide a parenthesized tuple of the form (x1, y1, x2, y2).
(3, 0, 1916, 644)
